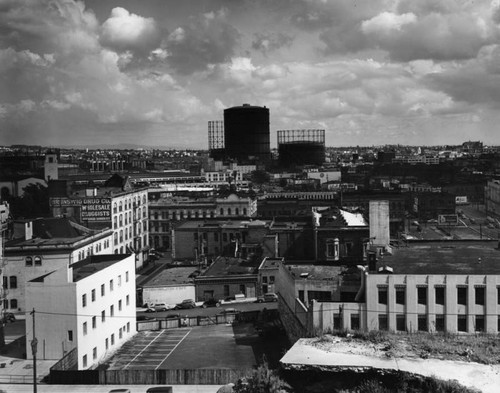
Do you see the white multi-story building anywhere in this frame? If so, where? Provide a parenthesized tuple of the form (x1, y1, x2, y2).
(25, 253, 136, 369)
(3, 218, 113, 317)
(50, 174, 149, 269)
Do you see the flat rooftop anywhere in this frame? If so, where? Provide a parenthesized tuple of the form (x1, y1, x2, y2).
(199, 256, 260, 278)
(142, 267, 198, 287)
(175, 219, 270, 230)
(71, 254, 131, 282)
(380, 241, 500, 275)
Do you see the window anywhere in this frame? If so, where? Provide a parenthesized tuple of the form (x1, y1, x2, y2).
(378, 314, 388, 330)
(10, 299, 17, 309)
(110, 305, 114, 317)
(101, 284, 105, 297)
(118, 300, 122, 311)
(118, 275, 122, 287)
(435, 286, 445, 306)
(396, 314, 406, 332)
(111, 334, 115, 345)
(269, 276, 275, 284)
(378, 286, 388, 305)
(110, 279, 114, 292)
(239, 284, 245, 294)
(93, 347, 97, 360)
(395, 286, 405, 305)
(101, 310, 105, 322)
(9, 276, 17, 289)
(83, 322, 87, 335)
(435, 315, 445, 332)
(34, 256, 42, 266)
(475, 315, 485, 332)
(25, 256, 33, 266)
(498, 287, 500, 304)
(126, 295, 130, 306)
(92, 316, 96, 329)
(262, 276, 268, 284)
(82, 294, 87, 307)
(68, 330, 73, 341)
(350, 314, 360, 330)
(127, 322, 130, 333)
(457, 315, 467, 332)
(475, 286, 485, 306)
(119, 327, 123, 339)
(83, 355, 87, 368)
(333, 313, 341, 330)
(417, 314, 427, 331)
(417, 287, 427, 305)
(2, 277, 6, 289)
(457, 286, 467, 305)
(126, 271, 129, 283)
(91, 289, 96, 302)
(105, 338, 109, 350)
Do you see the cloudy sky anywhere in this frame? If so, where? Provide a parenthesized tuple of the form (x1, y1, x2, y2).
(2, 0, 500, 148)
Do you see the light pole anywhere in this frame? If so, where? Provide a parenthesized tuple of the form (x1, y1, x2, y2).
(30, 308, 37, 393)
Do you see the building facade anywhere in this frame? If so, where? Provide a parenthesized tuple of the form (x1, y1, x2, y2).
(25, 254, 136, 369)
(3, 218, 113, 317)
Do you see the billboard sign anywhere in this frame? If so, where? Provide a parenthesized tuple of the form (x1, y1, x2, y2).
(50, 197, 112, 222)
(438, 214, 458, 226)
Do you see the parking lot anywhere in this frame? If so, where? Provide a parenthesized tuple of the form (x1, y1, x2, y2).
(104, 322, 282, 370)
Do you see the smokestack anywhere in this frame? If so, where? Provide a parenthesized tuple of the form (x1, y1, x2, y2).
(369, 200, 390, 249)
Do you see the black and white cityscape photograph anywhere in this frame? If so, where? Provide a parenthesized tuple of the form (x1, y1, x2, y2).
(1, 1, 500, 392)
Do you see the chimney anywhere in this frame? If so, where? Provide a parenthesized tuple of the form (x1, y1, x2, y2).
(25, 221, 33, 241)
(369, 200, 390, 249)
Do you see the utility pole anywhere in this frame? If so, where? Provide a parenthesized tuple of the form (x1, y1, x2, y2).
(30, 308, 37, 393)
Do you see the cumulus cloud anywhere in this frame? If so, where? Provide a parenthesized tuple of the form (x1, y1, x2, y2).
(165, 9, 240, 74)
(251, 32, 293, 55)
(362, 11, 496, 61)
(100, 7, 161, 55)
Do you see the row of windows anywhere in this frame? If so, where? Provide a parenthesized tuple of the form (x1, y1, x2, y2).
(378, 285, 496, 307)
(81, 272, 129, 308)
(3, 276, 17, 289)
(82, 296, 130, 332)
(193, 232, 247, 243)
(375, 314, 500, 333)
(3, 299, 17, 309)
(113, 209, 146, 229)
(25, 256, 42, 266)
(77, 240, 110, 261)
(81, 322, 131, 368)
(150, 207, 248, 221)
(113, 195, 147, 214)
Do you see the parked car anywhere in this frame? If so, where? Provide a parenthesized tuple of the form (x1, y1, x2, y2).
(1, 313, 16, 323)
(153, 303, 172, 312)
(256, 293, 278, 303)
(173, 299, 196, 310)
(146, 387, 173, 393)
(108, 389, 131, 393)
(202, 298, 221, 308)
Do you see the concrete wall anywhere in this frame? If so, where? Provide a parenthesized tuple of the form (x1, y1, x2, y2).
(142, 284, 195, 305)
(369, 200, 390, 248)
(309, 300, 367, 332)
(366, 273, 500, 333)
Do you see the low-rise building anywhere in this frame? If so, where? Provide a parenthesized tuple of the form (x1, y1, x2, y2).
(140, 267, 197, 306)
(25, 253, 136, 369)
(3, 218, 113, 317)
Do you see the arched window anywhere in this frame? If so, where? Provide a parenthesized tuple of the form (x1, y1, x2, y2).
(119, 230, 123, 242)
(243, 208, 247, 216)
(34, 256, 42, 266)
(235, 208, 239, 216)
(113, 217, 117, 229)
(25, 256, 33, 266)
(114, 233, 118, 245)
(228, 208, 232, 215)
(119, 201, 123, 211)
(119, 214, 123, 226)
(113, 202, 117, 214)
(220, 208, 224, 216)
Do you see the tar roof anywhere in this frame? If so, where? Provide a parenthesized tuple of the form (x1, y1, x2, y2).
(379, 241, 500, 275)
(142, 267, 198, 287)
(200, 256, 260, 277)
(71, 254, 131, 282)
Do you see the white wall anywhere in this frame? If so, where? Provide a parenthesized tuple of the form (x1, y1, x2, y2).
(142, 284, 195, 306)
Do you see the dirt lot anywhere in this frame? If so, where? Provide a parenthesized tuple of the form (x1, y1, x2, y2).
(311, 331, 500, 364)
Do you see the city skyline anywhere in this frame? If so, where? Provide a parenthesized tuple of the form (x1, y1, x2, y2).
(3, 0, 500, 148)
